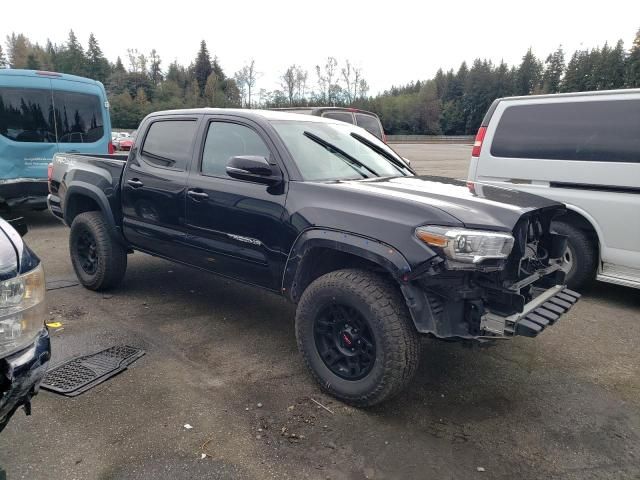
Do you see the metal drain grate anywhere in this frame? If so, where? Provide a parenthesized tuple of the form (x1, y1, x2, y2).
(41, 345, 145, 396)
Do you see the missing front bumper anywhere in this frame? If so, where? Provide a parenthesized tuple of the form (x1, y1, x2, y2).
(481, 285, 581, 338)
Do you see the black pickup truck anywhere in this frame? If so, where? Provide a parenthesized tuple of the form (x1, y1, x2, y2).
(48, 109, 579, 406)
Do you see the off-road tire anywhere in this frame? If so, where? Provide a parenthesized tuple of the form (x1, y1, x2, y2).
(295, 268, 420, 407)
(69, 211, 127, 291)
(552, 220, 597, 291)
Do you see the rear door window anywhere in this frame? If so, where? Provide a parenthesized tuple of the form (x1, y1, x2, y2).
(491, 100, 640, 163)
(54, 91, 104, 143)
(141, 120, 197, 170)
(355, 113, 384, 140)
(322, 112, 354, 124)
(0, 87, 56, 143)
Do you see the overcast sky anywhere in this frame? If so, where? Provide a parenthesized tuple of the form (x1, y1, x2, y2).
(3, 0, 639, 94)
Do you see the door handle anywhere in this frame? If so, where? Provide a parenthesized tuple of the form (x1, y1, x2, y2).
(187, 189, 209, 201)
(127, 178, 144, 188)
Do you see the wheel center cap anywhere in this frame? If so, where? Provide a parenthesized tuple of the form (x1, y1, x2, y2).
(341, 331, 353, 347)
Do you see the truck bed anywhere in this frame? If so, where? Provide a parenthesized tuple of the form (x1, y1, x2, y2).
(48, 153, 129, 226)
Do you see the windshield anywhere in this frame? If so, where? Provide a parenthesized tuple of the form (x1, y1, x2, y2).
(271, 120, 412, 181)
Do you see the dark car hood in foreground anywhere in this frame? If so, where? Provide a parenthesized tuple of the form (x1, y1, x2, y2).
(332, 175, 564, 231)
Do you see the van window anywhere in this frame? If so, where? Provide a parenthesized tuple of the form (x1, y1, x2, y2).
(323, 112, 354, 124)
(0, 87, 56, 143)
(54, 91, 104, 143)
(355, 113, 384, 140)
(141, 120, 197, 170)
(491, 100, 640, 163)
(201, 122, 270, 177)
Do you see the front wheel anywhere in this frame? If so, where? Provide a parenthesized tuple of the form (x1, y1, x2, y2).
(69, 211, 127, 291)
(295, 269, 420, 407)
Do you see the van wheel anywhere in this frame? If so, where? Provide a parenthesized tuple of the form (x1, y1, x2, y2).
(295, 269, 420, 407)
(69, 211, 127, 291)
(551, 221, 597, 291)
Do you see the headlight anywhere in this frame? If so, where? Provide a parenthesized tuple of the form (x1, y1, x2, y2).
(0, 264, 46, 357)
(416, 226, 514, 269)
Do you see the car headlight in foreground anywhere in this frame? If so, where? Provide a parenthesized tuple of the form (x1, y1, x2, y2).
(416, 226, 514, 269)
(0, 264, 46, 357)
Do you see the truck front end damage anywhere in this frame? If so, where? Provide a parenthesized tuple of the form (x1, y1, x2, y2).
(402, 208, 580, 340)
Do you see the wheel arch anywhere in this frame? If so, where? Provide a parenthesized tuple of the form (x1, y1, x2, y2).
(64, 183, 123, 243)
(282, 229, 412, 303)
(555, 204, 602, 255)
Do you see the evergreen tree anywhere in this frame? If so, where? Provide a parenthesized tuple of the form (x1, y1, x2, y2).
(515, 48, 543, 95)
(626, 29, 640, 87)
(26, 53, 40, 69)
(86, 33, 111, 82)
(57, 30, 87, 76)
(149, 49, 163, 85)
(0, 45, 6, 68)
(541, 46, 565, 93)
(114, 56, 126, 73)
(194, 40, 212, 95)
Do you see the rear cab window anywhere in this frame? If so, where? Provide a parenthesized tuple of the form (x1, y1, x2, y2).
(141, 120, 198, 170)
(491, 99, 640, 163)
(355, 113, 384, 140)
(322, 112, 355, 124)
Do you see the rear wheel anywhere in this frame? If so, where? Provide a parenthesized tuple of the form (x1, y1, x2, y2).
(552, 221, 597, 291)
(295, 269, 420, 407)
(69, 211, 127, 291)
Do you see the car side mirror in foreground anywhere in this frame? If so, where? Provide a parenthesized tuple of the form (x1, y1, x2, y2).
(226, 156, 282, 185)
(8, 217, 28, 237)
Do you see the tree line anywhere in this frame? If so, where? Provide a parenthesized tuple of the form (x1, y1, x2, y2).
(1, 29, 639, 133)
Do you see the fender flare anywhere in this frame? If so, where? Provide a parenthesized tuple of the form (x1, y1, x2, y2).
(63, 182, 124, 243)
(281, 228, 412, 302)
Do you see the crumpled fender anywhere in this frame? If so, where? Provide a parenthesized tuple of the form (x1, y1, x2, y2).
(281, 228, 412, 302)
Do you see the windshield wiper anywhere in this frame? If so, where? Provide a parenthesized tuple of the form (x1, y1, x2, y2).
(349, 132, 413, 175)
(303, 131, 379, 178)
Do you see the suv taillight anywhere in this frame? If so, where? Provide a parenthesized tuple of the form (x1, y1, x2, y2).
(471, 126, 487, 157)
(108, 141, 115, 154)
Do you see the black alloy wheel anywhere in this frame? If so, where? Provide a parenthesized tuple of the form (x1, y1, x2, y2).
(313, 304, 376, 380)
(75, 229, 99, 275)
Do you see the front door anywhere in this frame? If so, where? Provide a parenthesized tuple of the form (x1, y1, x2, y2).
(121, 116, 200, 259)
(183, 117, 288, 290)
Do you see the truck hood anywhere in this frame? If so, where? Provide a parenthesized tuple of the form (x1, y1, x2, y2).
(332, 175, 564, 231)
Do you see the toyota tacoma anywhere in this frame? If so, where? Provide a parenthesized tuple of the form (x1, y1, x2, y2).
(48, 109, 579, 406)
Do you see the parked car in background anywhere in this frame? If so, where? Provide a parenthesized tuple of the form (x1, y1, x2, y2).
(272, 107, 386, 141)
(115, 136, 134, 151)
(0, 69, 113, 213)
(468, 88, 640, 290)
(0, 217, 50, 432)
(48, 108, 578, 406)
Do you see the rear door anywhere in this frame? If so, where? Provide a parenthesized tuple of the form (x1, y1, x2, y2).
(50, 78, 110, 155)
(121, 115, 200, 259)
(474, 95, 640, 272)
(182, 115, 288, 290)
(0, 76, 57, 183)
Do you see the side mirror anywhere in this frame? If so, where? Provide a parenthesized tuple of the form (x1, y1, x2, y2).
(7, 217, 28, 237)
(226, 156, 282, 185)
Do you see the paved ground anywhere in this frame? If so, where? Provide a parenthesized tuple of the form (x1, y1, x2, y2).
(391, 143, 472, 178)
(1, 144, 639, 479)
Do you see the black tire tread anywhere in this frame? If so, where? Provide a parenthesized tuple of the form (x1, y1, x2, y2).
(552, 220, 597, 291)
(295, 268, 420, 407)
(69, 211, 127, 291)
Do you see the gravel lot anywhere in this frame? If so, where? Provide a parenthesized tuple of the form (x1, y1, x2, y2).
(1, 144, 638, 480)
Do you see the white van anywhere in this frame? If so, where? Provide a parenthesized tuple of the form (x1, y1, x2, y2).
(468, 89, 640, 290)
